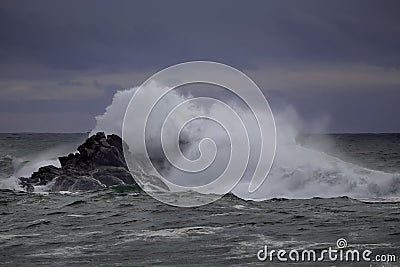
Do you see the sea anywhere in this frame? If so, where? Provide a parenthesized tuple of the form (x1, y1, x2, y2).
(1, 133, 400, 266)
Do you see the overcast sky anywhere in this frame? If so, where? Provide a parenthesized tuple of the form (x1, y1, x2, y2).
(1, 0, 400, 133)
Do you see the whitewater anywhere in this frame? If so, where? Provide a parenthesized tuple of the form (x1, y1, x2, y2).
(1, 84, 399, 201)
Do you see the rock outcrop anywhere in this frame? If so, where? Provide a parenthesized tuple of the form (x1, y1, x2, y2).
(19, 132, 163, 192)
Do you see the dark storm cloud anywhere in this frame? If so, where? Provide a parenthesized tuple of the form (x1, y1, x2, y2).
(58, 81, 83, 87)
(1, 0, 400, 71)
(269, 87, 400, 133)
(0, 0, 193, 71)
(1, 0, 400, 132)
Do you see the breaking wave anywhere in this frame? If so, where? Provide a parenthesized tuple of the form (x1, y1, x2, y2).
(1, 82, 399, 201)
(92, 85, 400, 201)
(0, 141, 82, 191)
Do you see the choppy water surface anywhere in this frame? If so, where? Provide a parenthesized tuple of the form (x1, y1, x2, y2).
(1, 133, 400, 266)
(1, 189, 400, 266)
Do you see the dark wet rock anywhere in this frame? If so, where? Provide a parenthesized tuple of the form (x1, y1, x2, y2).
(19, 178, 35, 193)
(51, 176, 104, 192)
(92, 166, 135, 185)
(18, 132, 168, 192)
(95, 175, 124, 187)
(59, 132, 127, 170)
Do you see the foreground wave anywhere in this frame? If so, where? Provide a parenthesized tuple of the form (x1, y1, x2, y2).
(1, 186, 400, 266)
